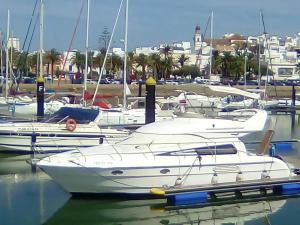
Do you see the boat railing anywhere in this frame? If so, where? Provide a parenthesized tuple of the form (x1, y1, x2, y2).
(71, 139, 261, 160)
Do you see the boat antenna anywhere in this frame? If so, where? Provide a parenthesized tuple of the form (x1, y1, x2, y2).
(92, 0, 124, 105)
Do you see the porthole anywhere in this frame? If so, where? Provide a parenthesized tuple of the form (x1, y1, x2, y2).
(111, 170, 123, 175)
(160, 169, 170, 174)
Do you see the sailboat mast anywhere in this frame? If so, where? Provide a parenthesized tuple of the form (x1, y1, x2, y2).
(244, 46, 247, 90)
(5, 10, 10, 100)
(209, 11, 213, 81)
(84, 0, 90, 106)
(0, 31, 3, 92)
(258, 38, 261, 87)
(123, 0, 128, 110)
(258, 11, 262, 88)
(39, 0, 44, 78)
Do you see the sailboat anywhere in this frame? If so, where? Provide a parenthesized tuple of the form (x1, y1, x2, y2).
(0, 0, 130, 154)
(89, 0, 175, 127)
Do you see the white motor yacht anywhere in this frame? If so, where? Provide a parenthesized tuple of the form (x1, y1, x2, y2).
(36, 109, 294, 196)
(171, 91, 222, 108)
(0, 107, 129, 153)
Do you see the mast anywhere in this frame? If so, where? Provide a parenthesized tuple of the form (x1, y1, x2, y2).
(92, 0, 124, 105)
(258, 37, 261, 88)
(84, 0, 90, 106)
(5, 10, 10, 100)
(244, 45, 247, 90)
(209, 11, 213, 82)
(123, 0, 128, 110)
(0, 31, 3, 95)
(258, 12, 262, 88)
(10, 31, 13, 84)
(39, 0, 44, 79)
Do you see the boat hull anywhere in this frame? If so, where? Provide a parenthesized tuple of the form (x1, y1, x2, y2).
(0, 123, 128, 153)
(38, 153, 292, 195)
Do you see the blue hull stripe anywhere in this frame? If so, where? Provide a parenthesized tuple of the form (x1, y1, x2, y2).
(0, 132, 105, 138)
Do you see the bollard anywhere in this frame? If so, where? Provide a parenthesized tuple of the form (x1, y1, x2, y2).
(138, 80, 143, 108)
(145, 76, 156, 124)
(138, 81, 142, 97)
(37, 75, 45, 120)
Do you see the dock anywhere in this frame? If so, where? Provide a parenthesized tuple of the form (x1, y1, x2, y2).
(151, 176, 300, 206)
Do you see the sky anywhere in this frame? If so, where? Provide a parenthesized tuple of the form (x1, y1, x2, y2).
(0, 0, 299, 52)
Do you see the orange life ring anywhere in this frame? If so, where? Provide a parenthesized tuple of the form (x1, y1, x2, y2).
(66, 118, 77, 132)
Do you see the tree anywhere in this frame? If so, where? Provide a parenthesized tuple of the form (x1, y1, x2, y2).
(93, 51, 106, 75)
(148, 53, 162, 80)
(162, 56, 174, 79)
(161, 45, 171, 60)
(98, 27, 110, 51)
(110, 54, 123, 76)
(87, 51, 94, 78)
(45, 48, 61, 82)
(173, 65, 200, 79)
(178, 54, 189, 67)
(27, 52, 39, 76)
(135, 53, 148, 81)
(71, 51, 85, 74)
(127, 51, 135, 79)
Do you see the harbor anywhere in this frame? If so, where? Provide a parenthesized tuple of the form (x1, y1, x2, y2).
(1, 0, 300, 224)
(1, 113, 300, 225)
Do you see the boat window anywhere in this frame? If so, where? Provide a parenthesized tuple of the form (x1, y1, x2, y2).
(186, 92, 196, 96)
(164, 144, 237, 156)
(195, 144, 237, 155)
(111, 170, 123, 175)
(160, 169, 170, 174)
(42, 107, 99, 124)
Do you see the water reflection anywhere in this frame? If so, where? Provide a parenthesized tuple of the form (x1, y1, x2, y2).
(0, 154, 36, 175)
(0, 173, 70, 225)
(45, 197, 288, 225)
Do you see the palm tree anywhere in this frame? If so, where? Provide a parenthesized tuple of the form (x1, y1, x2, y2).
(87, 51, 94, 78)
(162, 56, 174, 79)
(93, 51, 106, 74)
(161, 45, 171, 60)
(45, 48, 61, 82)
(110, 54, 123, 76)
(27, 52, 39, 75)
(135, 53, 148, 81)
(178, 54, 189, 67)
(127, 51, 135, 79)
(148, 53, 162, 80)
(71, 51, 85, 74)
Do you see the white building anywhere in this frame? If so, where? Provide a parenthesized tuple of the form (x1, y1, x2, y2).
(134, 47, 159, 55)
(112, 48, 124, 57)
(8, 37, 20, 51)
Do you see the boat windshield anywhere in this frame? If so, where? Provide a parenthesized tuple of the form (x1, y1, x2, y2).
(42, 107, 99, 124)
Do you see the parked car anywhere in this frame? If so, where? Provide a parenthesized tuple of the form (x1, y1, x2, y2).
(86, 79, 97, 84)
(23, 77, 35, 84)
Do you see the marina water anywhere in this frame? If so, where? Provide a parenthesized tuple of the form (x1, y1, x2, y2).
(1, 114, 300, 225)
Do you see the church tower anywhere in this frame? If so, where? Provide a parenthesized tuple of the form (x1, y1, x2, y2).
(194, 25, 202, 52)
